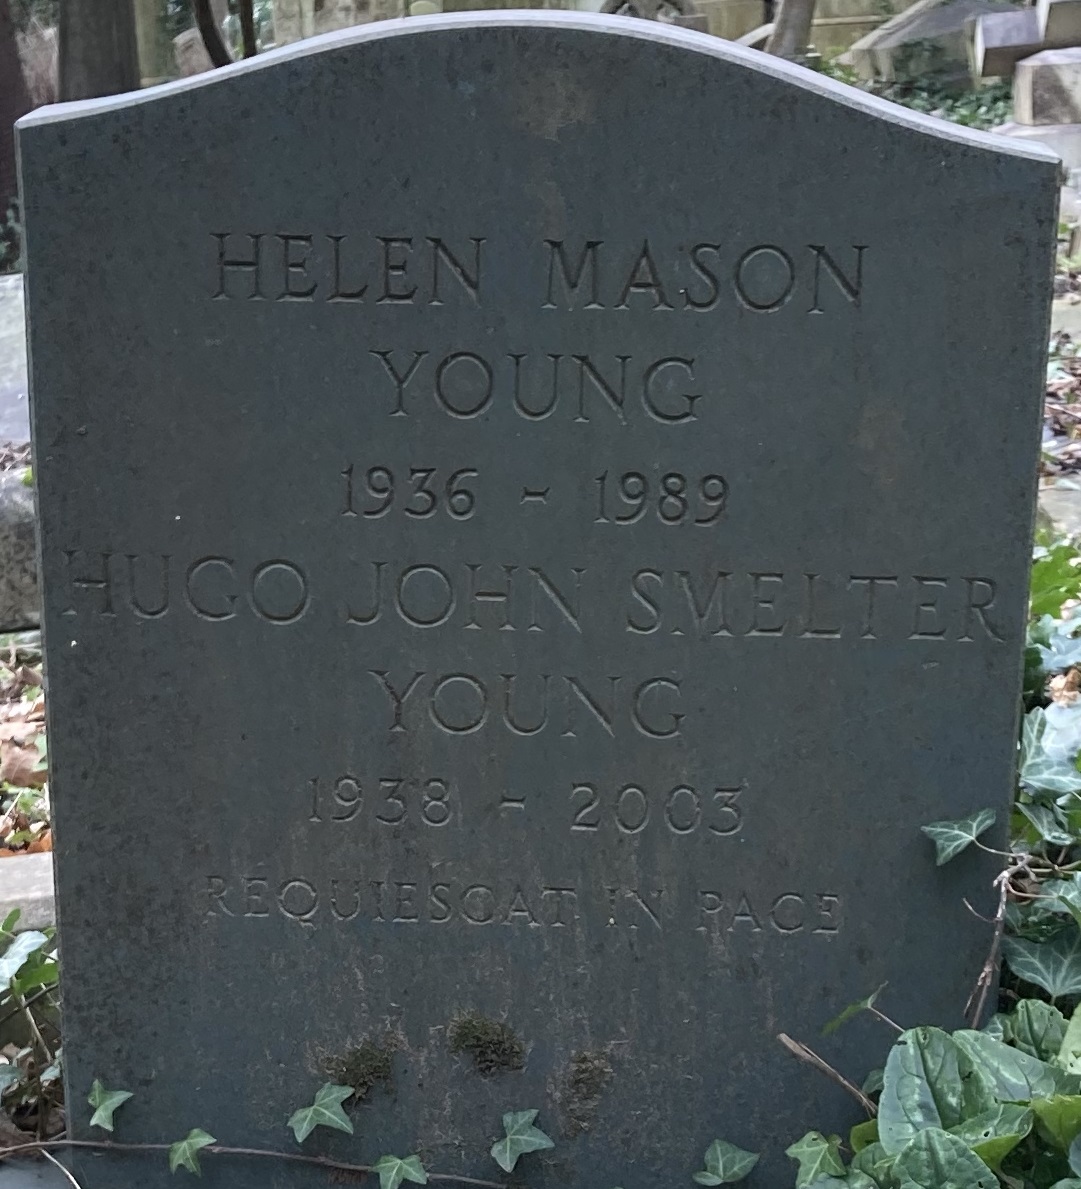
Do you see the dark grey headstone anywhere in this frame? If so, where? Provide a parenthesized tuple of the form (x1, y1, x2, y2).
(17, 15, 1058, 1189)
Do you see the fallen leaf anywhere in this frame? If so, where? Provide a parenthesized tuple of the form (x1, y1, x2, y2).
(24, 830, 51, 854)
(0, 741, 47, 789)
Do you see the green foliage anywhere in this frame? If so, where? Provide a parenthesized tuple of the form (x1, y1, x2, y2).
(780, 1003, 1081, 1189)
(1034, 544, 1081, 619)
(785, 1131, 845, 1185)
(490, 1109, 555, 1172)
(88, 1079, 133, 1131)
(692, 1138, 759, 1184)
(0, 909, 60, 1130)
(374, 1154, 428, 1189)
(807, 56, 1012, 129)
(823, 983, 888, 1035)
(920, 810, 996, 865)
(0, 930, 48, 984)
(287, 1082, 354, 1143)
(168, 1128, 216, 1175)
(1003, 933, 1081, 999)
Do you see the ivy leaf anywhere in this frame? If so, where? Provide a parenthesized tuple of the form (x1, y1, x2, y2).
(692, 1138, 759, 1184)
(892, 1127, 996, 1189)
(1062, 1002, 1081, 1075)
(287, 1083, 354, 1143)
(1019, 802, 1076, 847)
(1071, 1130, 1081, 1175)
(948, 1104, 1032, 1169)
(1032, 544, 1081, 619)
(849, 1119, 879, 1153)
(879, 1028, 991, 1155)
(1046, 878, 1081, 931)
(822, 984, 888, 1036)
(1020, 709, 1081, 797)
(851, 1141, 895, 1184)
(0, 931, 47, 985)
(490, 1109, 554, 1172)
(920, 810, 996, 865)
(784, 1132, 845, 1187)
(1004, 932, 1081, 999)
(1033, 1096, 1081, 1150)
(168, 1129, 216, 1175)
(862, 1068, 885, 1096)
(1011, 1000, 1068, 1061)
(87, 1079, 133, 1132)
(952, 1030, 1064, 1100)
(374, 1154, 428, 1189)
(1051, 1181, 1081, 1189)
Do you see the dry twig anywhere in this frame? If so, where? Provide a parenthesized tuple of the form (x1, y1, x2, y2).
(776, 1033, 876, 1116)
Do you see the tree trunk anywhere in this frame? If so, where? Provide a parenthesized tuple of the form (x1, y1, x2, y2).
(59, 0, 140, 102)
(239, 0, 257, 58)
(0, 0, 32, 219)
(764, 0, 816, 58)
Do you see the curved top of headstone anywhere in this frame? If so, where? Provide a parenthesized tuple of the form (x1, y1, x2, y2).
(15, 10, 1061, 168)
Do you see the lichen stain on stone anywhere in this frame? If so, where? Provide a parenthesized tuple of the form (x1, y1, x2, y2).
(325, 1036, 396, 1101)
(447, 1013, 525, 1075)
(562, 1049, 614, 1135)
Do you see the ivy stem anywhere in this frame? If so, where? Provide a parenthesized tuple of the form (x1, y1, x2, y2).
(14, 989, 51, 1066)
(0, 1139, 507, 1188)
(866, 1006, 903, 1034)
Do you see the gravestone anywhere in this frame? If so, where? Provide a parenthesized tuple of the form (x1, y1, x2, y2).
(17, 14, 1058, 1189)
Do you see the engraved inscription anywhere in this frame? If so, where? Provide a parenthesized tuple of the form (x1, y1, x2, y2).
(205, 872, 844, 937)
(570, 782, 743, 836)
(594, 470, 729, 525)
(340, 464, 478, 520)
(306, 774, 455, 827)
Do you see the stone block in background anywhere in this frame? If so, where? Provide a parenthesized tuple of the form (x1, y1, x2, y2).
(0, 852, 55, 934)
(273, 0, 400, 41)
(694, 0, 766, 38)
(1038, 0, 1081, 47)
(1014, 47, 1081, 123)
(970, 7, 1042, 77)
(173, 27, 213, 75)
(135, 0, 175, 85)
(844, 0, 1014, 81)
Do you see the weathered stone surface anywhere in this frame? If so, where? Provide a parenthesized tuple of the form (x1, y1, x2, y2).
(970, 7, 1042, 78)
(17, 15, 1058, 1189)
(1015, 47, 1081, 124)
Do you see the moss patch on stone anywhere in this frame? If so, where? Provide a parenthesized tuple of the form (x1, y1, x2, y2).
(563, 1049, 613, 1135)
(326, 1038, 395, 1101)
(448, 1013, 525, 1076)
